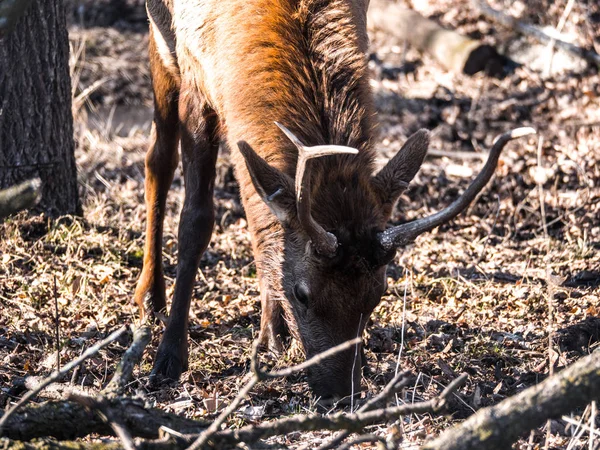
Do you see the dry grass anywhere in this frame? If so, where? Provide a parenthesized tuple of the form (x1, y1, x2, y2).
(1, 0, 600, 448)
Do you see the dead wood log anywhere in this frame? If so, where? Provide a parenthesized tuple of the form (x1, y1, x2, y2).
(204, 374, 468, 448)
(421, 349, 600, 450)
(1, 398, 206, 442)
(0, 179, 41, 222)
(475, 0, 600, 67)
(367, 1, 504, 75)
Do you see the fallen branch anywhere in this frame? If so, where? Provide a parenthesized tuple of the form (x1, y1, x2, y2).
(103, 325, 152, 396)
(475, 0, 600, 67)
(1, 397, 207, 441)
(206, 373, 468, 447)
(21, 376, 92, 401)
(1, 349, 465, 449)
(368, 1, 505, 75)
(0, 326, 127, 435)
(422, 349, 600, 450)
(0, 179, 41, 222)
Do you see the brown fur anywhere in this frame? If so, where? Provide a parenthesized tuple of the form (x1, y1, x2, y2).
(136, 0, 425, 399)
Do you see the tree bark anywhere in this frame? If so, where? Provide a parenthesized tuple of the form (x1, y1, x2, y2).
(0, 0, 81, 216)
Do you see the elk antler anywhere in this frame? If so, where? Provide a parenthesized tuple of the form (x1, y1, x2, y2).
(377, 127, 537, 252)
(275, 122, 359, 256)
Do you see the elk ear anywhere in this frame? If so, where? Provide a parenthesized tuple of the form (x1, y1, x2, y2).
(238, 141, 296, 224)
(371, 129, 430, 218)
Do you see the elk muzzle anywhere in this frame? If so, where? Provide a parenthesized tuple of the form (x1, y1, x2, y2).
(306, 342, 364, 403)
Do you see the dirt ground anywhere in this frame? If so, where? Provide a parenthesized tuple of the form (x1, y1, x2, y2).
(1, 0, 600, 448)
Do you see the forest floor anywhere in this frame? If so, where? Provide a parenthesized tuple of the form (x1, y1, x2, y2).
(1, 0, 600, 448)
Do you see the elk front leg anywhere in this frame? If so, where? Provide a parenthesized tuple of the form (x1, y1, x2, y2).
(244, 203, 288, 353)
(134, 33, 179, 319)
(257, 270, 287, 353)
(150, 95, 219, 382)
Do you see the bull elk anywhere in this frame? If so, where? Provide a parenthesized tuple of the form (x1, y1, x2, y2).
(135, 0, 534, 400)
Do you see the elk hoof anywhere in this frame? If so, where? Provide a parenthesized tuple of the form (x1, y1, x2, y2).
(149, 342, 188, 384)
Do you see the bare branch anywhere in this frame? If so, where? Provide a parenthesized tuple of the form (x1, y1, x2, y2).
(0, 326, 127, 434)
(368, 2, 504, 75)
(1, 397, 206, 441)
(337, 434, 388, 450)
(262, 337, 362, 379)
(208, 373, 468, 447)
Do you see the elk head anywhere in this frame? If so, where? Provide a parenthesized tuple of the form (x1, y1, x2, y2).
(239, 124, 535, 401)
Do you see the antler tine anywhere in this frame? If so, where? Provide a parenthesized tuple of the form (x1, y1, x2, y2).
(275, 122, 358, 256)
(378, 127, 537, 252)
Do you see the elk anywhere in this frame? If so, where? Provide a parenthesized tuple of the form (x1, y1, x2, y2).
(135, 0, 534, 400)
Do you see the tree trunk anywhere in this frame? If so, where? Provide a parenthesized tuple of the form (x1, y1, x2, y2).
(0, 0, 81, 216)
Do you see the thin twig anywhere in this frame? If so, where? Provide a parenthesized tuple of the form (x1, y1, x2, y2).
(0, 325, 127, 434)
(53, 275, 61, 372)
(350, 314, 363, 412)
(261, 337, 362, 379)
(536, 134, 556, 450)
(422, 351, 600, 450)
(544, 0, 577, 76)
(565, 405, 592, 449)
(187, 373, 256, 450)
(394, 268, 410, 407)
(591, 401, 597, 450)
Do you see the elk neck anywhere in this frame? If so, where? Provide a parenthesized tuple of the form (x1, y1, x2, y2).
(202, 0, 377, 177)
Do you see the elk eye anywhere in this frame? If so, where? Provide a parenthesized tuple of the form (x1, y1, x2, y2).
(293, 283, 310, 306)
